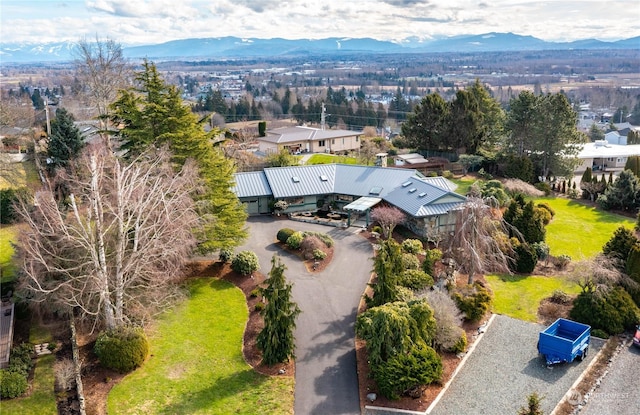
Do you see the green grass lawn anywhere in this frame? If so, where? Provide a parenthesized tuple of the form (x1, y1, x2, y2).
(537, 197, 635, 260)
(305, 153, 359, 165)
(0, 160, 39, 190)
(107, 278, 294, 415)
(450, 176, 476, 196)
(1, 326, 57, 415)
(486, 274, 581, 322)
(0, 225, 19, 283)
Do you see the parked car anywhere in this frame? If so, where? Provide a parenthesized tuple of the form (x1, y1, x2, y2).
(633, 325, 640, 348)
(537, 318, 591, 365)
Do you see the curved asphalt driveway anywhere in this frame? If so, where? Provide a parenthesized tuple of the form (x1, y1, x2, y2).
(239, 217, 372, 415)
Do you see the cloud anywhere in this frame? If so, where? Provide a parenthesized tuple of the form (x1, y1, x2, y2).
(234, 0, 282, 13)
(381, 0, 430, 6)
(87, 0, 196, 19)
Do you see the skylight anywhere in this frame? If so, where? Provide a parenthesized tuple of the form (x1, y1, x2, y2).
(418, 192, 427, 197)
(292, 176, 300, 183)
(320, 175, 328, 181)
(408, 188, 417, 193)
(401, 181, 412, 187)
(369, 186, 382, 195)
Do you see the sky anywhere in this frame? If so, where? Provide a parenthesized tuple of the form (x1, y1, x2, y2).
(1, 0, 639, 46)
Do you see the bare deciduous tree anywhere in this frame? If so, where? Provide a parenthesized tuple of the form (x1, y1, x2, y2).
(16, 143, 201, 331)
(446, 197, 513, 284)
(74, 37, 131, 133)
(371, 205, 406, 239)
(570, 254, 637, 294)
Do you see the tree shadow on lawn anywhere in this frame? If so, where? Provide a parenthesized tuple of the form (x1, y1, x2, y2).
(158, 368, 270, 415)
(565, 199, 635, 222)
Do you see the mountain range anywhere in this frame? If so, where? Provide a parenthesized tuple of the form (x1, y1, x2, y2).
(1, 32, 638, 63)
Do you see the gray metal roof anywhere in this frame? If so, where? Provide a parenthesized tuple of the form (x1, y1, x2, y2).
(333, 165, 417, 197)
(383, 178, 466, 217)
(419, 176, 459, 192)
(261, 126, 362, 144)
(232, 171, 273, 197)
(263, 164, 336, 198)
(232, 164, 465, 218)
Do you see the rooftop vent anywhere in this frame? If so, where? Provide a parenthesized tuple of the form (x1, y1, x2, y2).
(320, 175, 328, 181)
(369, 186, 382, 195)
(292, 176, 300, 183)
(418, 192, 427, 198)
(401, 181, 412, 187)
(408, 188, 417, 193)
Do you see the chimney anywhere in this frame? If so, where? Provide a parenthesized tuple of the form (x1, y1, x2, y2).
(375, 153, 388, 167)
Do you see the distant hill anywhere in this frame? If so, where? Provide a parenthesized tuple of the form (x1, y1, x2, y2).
(1, 33, 638, 63)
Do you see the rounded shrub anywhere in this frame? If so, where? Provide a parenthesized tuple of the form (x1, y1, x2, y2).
(312, 249, 327, 260)
(449, 329, 467, 354)
(8, 343, 34, 377)
(570, 287, 640, 335)
(591, 329, 609, 339)
(372, 344, 442, 400)
(401, 239, 423, 254)
(0, 369, 28, 399)
(231, 250, 260, 275)
(286, 231, 304, 250)
(276, 228, 295, 244)
(453, 282, 492, 322)
(397, 269, 434, 291)
(536, 202, 555, 218)
(254, 302, 265, 312)
(422, 248, 443, 276)
(94, 327, 149, 373)
(218, 248, 234, 263)
(534, 182, 551, 195)
(554, 254, 571, 270)
(401, 253, 421, 270)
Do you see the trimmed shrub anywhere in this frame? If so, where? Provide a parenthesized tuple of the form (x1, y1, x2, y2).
(0, 369, 28, 399)
(531, 242, 550, 262)
(372, 344, 442, 400)
(371, 225, 383, 235)
(8, 343, 34, 377)
(250, 289, 260, 298)
(276, 228, 295, 243)
(396, 286, 415, 302)
(398, 269, 434, 291)
(534, 182, 551, 195)
(549, 290, 572, 305)
(422, 248, 443, 276)
(286, 231, 304, 249)
(94, 327, 149, 373)
(570, 287, 640, 335)
(449, 330, 468, 353)
(402, 239, 423, 254)
(312, 249, 327, 260)
(603, 226, 638, 262)
(304, 231, 334, 247)
(591, 329, 609, 339)
(231, 250, 260, 275)
(536, 202, 555, 218)
(513, 243, 538, 273)
(453, 282, 492, 322)
(254, 302, 265, 312)
(218, 248, 233, 263)
(401, 253, 421, 270)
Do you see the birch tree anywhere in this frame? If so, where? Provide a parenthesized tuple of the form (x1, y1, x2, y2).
(16, 143, 201, 330)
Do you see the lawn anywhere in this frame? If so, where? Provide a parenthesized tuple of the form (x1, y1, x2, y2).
(1, 326, 57, 415)
(305, 153, 359, 165)
(537, 197, 635, 260)
(450, 176, 476, 196)
(107, 278, 294, 415)
(0, 225, 19, 283)
(486, 274, 581, 322)
(0, 160, 39, 190)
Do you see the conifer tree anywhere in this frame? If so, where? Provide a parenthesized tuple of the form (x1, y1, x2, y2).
(47, 108, 84, 173)
(368, 239, 404, 307)
(257, 255, 301, 365)
(109, 60, 247, 252)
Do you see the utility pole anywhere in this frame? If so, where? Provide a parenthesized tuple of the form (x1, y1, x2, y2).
(321, 102, 326, 130)
(44, 100, 51, 137)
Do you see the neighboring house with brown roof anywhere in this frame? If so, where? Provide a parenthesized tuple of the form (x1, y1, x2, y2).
(257, 126, 362, 154)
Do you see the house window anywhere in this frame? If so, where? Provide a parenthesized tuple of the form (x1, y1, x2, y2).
(356, 136, 359, 142)
(285, 197, 304, 205)
(332, 139, 335, 144)
(342, 138, 344, 144)
(336, 194, 354, 202)
(318, 140, 325, 147)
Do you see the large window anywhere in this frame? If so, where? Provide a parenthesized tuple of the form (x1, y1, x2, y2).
(284, 196, 305, 205)
(336, 194, 354, 202)
(318, 140, 325, 147)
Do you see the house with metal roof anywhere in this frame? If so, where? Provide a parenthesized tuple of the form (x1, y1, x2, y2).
(233, 164, 466, 236)
(257, 126, 363, 155)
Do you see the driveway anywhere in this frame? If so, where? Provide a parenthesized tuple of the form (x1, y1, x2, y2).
(580, 342, 640, 415)
(239, 217, 372, 415)
(429, 315, 605, 415)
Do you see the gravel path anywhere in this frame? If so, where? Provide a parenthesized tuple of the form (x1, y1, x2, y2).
(580, 343, 640, 415)
(429, 315, 604, 415)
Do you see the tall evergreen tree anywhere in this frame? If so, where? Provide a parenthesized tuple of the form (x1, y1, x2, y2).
(47, 108, 84, 173)
(401, 93, 449, 151)
(257, 255, 301, 365)
(368, 239, 404, 307)
(109, 60, 247, 253)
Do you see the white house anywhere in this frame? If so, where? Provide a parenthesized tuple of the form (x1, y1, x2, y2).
(257, 126, 362, 155)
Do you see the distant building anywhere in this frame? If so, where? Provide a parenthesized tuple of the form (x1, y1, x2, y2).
(257, 126, 362, 154)
(576, 141, 640, 172)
